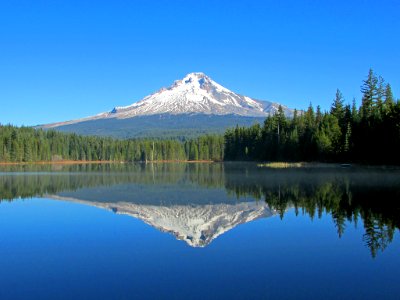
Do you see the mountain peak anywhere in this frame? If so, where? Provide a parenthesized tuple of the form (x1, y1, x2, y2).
(184, 72, 207, 79)
(173, 72, 214, 90)
(108, 72, 292, 118)
(41, 73, 295, 134)
(173, 72, 210, 87)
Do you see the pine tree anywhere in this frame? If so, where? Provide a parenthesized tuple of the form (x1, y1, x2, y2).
(316, 105, 323, 127)
(360, 69, 378, 119)
(384, 83, 395, 113)
(351, 98, 359, 123)
(344, 122, 351, 154)
(331, 89, 345, 124)
(304, 103, 315, 128)
(189, 141, 199, 161)
(376, 76, 385, 115)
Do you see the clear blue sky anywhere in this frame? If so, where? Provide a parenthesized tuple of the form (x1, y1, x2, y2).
(1, 0, 399, 126)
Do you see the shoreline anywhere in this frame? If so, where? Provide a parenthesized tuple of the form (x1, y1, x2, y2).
(0, 160, 398, 169)
(0, 160, 215, 166)
(256, 161, 400, 169)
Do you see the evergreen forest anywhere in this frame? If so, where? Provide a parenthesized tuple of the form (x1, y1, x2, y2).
(225, 69, 400, 164)
(0, 126, 224, 163)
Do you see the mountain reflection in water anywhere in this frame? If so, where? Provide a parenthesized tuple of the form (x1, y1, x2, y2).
(0, 162, 399, 256)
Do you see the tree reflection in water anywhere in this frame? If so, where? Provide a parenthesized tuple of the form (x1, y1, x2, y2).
(0, 163, 399, 257)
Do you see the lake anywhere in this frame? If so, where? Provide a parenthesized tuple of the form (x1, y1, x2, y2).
(0, 163, 399, 299)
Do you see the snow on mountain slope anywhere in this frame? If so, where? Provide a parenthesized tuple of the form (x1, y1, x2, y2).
(42, 72, 293, 129)
(111, 72, 275, 118)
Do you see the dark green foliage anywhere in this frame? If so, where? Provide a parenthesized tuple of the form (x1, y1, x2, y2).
(224, 70, 400, 165)
(0, 125, 224, 162)
(331, 89, 345, 123)
(384, 84, 395, 113)
(360, 68, 378, 120)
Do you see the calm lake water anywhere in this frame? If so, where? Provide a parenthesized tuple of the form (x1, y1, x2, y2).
(0, 163, 399, 299)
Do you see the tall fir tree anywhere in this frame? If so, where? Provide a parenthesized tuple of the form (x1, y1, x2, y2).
(360, 69, 378, 119)
(384, 83, 395, 113)
(331, 89, 345, 124)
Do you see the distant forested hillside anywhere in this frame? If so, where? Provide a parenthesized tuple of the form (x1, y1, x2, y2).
(42, 114, 265, 139)
(0, 125, 224, 162)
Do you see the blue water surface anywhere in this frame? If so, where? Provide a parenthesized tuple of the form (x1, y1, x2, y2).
(0, 163, 399, 299)
(0, 197, 399, 300)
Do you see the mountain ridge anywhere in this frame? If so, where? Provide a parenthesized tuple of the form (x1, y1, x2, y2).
(39, 73, 295, 138)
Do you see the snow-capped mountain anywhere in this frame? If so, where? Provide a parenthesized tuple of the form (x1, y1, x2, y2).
(40, 72, 294, 138)
(109, 72, 288, 118)
(48, 195, 276, 247)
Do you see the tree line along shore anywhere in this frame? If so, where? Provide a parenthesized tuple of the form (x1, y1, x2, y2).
(1, 70, 399, 165)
